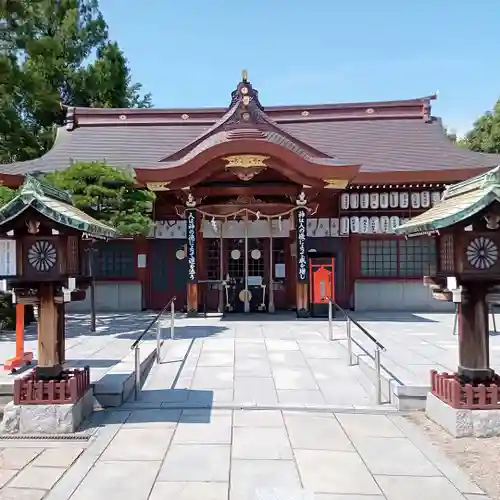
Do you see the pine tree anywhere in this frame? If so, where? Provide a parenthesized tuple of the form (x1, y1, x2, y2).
(0, 0, 151, 163)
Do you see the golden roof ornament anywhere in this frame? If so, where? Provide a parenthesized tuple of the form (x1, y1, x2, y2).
(242, 69, 248, 83)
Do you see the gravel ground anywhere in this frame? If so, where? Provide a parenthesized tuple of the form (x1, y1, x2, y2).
(405, 413, 500, 500)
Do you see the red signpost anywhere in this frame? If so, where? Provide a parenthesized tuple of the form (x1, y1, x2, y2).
(4, 304, 33, 373)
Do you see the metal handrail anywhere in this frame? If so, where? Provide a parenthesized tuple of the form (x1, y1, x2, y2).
(131, 296, 176, 400)
(324, 297, 386, 405)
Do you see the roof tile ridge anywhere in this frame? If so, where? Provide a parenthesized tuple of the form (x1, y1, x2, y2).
(159, 104, 240, 162)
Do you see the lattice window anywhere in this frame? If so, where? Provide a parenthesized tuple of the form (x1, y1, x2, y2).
(360, 240, 398, 277)
(360, 238, 436, 278)
(227, 239, 245, 279)
(440, 234, 454, 272)
(206, 239, 220, 280)
(94, 241, 135, 279)
(248, 239, 265, 277)
(399, 238, 436, 277)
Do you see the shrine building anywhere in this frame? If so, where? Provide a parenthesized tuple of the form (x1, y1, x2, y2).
(1, 72, 499, 315)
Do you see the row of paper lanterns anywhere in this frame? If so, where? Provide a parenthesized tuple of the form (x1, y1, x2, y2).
(340, 216, 409, 234)
(340, 191, 443, 210)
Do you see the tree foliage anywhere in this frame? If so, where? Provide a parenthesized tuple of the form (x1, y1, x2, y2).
(460, 99, 500, 154)
(43, 161, 156, 237)
(0, 0, 152, 163)
(0, 185, 17, 207)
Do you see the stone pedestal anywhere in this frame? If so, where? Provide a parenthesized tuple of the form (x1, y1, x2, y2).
(0, 388, 95, 434)
(426, 392, 500, 438)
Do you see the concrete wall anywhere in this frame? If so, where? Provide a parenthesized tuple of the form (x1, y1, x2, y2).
(67, 281, 143, 313)
(354, 280, 453, 312)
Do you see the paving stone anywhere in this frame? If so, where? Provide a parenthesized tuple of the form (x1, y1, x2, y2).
(70, 460, 160, 500)
(313, 496, 385, 500)
(272, 367, 319, 390)
(298, 341, 344, 359)
(235, 358, 273, 377)
(148, 481, 228, 500)
(375, 475, 467, 500)
(465, 496, 490, 500)
(8, 465, 66, 490)
(100, 428, 174, 461)
(0, 488, 47, 500)
(230, 459, 302, 500)
(180, 408, 232, 423)
(187, 388, 234, 403)
(284, 413, 354, 451)
(232, 427, 293, 459)
(123, 409, 181, 428)
(388, 414, 485, 495)
(32, 447, 84, 468)
(354, 436, 442, 476)
(233, 410, 284, 427)
(265, 340, 299, 351)
(268, 351, 308, 366)
(0, 469, 17, 488)
(158, 444, 230, 482)
(278, 389, 326, 405)
(234, 377, 278, 404)
(0, 448, 43, 470)
(191, 367, 234, 389)
(336, 413, 405, 438)
(202, 339, 234, 351)
(197, 352, 235, 367)
(294, 449, 381, 495)
(173, 417, 232, 444)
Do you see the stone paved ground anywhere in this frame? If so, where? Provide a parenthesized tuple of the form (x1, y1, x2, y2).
(36, 408, 487, 500)
(0, 312, 495, 499)
(0, 313, 156, 386)
(0, 441, 87, 500)
(135, 316, 376, 409)
(338, 311, 500, 386)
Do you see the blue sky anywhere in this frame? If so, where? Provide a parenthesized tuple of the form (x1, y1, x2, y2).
(100, 0, 499, 136)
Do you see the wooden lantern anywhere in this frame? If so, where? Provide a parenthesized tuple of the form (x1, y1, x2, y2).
(396, 166, 500, 409)
(0, 176, 116, 390)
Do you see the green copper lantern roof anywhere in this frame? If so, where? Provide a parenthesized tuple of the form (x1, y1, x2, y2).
(395, 166, 500, 236)
(0, 175, 117, 239)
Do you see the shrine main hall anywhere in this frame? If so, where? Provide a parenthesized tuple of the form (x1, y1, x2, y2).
(1, 73, 499, 315)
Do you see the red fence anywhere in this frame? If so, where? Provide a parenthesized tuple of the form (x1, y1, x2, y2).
(14, 366, 90, 405)
(431, 370, 500, 410)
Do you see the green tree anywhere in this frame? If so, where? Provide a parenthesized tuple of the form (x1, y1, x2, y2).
(461, 99, 500, 153)
(0, 185, 17, 206)
(0, 0, 151, 163)
(43, 161, 156, 236)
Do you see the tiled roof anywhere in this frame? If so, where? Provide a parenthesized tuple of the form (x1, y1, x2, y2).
(0, 176, 117, 239)
(1, 96, 499, 176)
(395, 166, 500, 236)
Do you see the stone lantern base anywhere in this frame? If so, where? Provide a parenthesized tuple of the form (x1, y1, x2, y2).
(426, 370, 500, 438)
(0, 366, 94, 434)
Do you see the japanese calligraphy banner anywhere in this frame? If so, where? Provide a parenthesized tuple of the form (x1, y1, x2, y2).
(295, 208, 308, 283)
(186, 210, 197, 283)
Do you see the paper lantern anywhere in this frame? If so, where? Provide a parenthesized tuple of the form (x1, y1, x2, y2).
(380, 193, 389, 209)
(369, 193, 379, 209)
(349, 192, 359, 209)
(389, 192, 399, 208)
(411, 192, 421, 209)
(340, 193, 350, 210)
(350, 216, 359, 233)
(360, 193, 369, 209)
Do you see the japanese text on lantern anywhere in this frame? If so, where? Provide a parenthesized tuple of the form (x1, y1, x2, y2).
(297, 209, 308, 282)
(187, 211, 197, 282)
